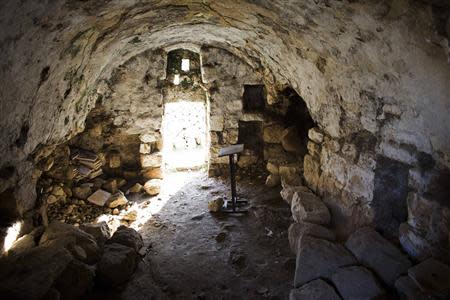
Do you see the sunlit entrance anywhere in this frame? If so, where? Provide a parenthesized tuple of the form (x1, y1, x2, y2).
(162, 101, 208, 171)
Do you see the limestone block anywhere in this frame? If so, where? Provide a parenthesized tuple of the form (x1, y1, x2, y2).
(307, 141, 320, 157)
(224, 129, 238, 144)
(142, 167, 163, 179)
(39, 222, 101, 265)
(294, 237, 356, 287)
(291, 191, 331, 225)
(237, 154, 258, 168)
(210, 115, 224, 132)
(263, 124, 284, 143)
(107, 191, 128, 208)
(408, 258, 450, 298)
(288, 222, 336, 254)
(303, 154, 320, 192)
(140, 153, 162, 168)
(266, 161, 279, 175)
(208, 198, 224, 212)
(395, 275, 428, 299)
(279, 165, 302, 186)
(139, 143, 151, 154)
(406, 192, 450, 245)
(346, 227, 412, 286)
(289, 279, 340, 300)
(0, 243, 73, 300)
(281, 126, 303, 153)
(127, 183, 143, 193)
(399, 222, 434, 262)
(265, 174, 280, 187)
(79, 222, 111, 247)
(308, 128, 323, 144)
(280, 185, 311, 206)
(87, 189, 111, 207)
(97, 243, 139, 286)
(331, 266, 385, 300)
(144, 179, 162, 196)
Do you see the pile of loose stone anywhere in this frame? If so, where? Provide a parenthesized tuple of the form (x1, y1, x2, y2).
(0, 221, 144, 300)
(281, 183, 450, 300)
(41, 176, 159, 228)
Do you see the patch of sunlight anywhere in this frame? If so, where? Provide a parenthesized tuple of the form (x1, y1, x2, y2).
(3, 221, 22, 253)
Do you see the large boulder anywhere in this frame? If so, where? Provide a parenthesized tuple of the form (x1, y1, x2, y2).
(80, 221, 111, 247)
(0, 244, 73, 300)
(288, 222, 336, 254)
(281, 126, 303, 153)
(345, 227, 411, 286)
(289, 279, 340, 300)
(40, 221, 101, 264)
(395, 275, 429, 299)
(97, 243, 140, 286)
(331, 266, 385, 300)
(54, 259, 95, 300)
(294, 236, 356, 287)
(107, 225, 143, 252)
(408, 258, 450, 298)
(291, 191, 330, 225)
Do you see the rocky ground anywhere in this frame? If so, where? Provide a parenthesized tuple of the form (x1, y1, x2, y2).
(84, 169, 295, 300)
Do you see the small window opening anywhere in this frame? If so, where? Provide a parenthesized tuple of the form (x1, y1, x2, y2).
(181, 59, 190, 72)
(243, 85, 265, 112)
(238, 120, 263, 157)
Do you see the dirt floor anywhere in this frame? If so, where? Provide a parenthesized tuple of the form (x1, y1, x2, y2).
(89, 169, 295, 300)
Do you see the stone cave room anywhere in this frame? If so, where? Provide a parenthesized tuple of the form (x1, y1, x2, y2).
(0, 1, 450, 299)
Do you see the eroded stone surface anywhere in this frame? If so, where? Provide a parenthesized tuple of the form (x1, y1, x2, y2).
(331, 266, 385, 300)
(345, 227, 412, 286)
(289, 279, 340, 300)
(288, 221, 336, 254)
(294, 236, 356, 287)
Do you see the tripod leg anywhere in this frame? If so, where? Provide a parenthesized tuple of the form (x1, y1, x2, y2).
(229, 154, 237, 212)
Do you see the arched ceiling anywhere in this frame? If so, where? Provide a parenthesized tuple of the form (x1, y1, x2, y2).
(1, 0, 450, 213)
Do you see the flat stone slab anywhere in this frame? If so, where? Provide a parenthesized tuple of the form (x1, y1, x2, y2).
(288, 221, 336, 254)
(290, 279, 341, 300)
(408, 258, 450, 298)
(87, 189, 111, 206)
(345, 227, 411, 286)
(291, 191, 330, 225)
(331, 266, 385, 300)
(395, 275, 428, 299)
(294, 236, 356, 287)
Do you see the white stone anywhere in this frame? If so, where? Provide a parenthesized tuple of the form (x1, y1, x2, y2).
(291, 191, 331, 225)
(308, 128, 323, 144)
(144, 179, 162, 196)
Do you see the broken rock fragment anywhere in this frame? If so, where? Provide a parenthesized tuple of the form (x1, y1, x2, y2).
(87, 189, 111, 206)
(144, 179, 162, 196)
(291, 191, 330, 225)
(288, 222, 335, 254)
(107, 191, 128, 208)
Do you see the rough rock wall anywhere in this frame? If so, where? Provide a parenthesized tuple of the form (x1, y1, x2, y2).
(0, 0, 449, 255)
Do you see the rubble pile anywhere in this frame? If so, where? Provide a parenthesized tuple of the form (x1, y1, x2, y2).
(38, 145, 162, 228)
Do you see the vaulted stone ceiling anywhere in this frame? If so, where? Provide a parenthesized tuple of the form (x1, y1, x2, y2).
(1, 0, 449, 222)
